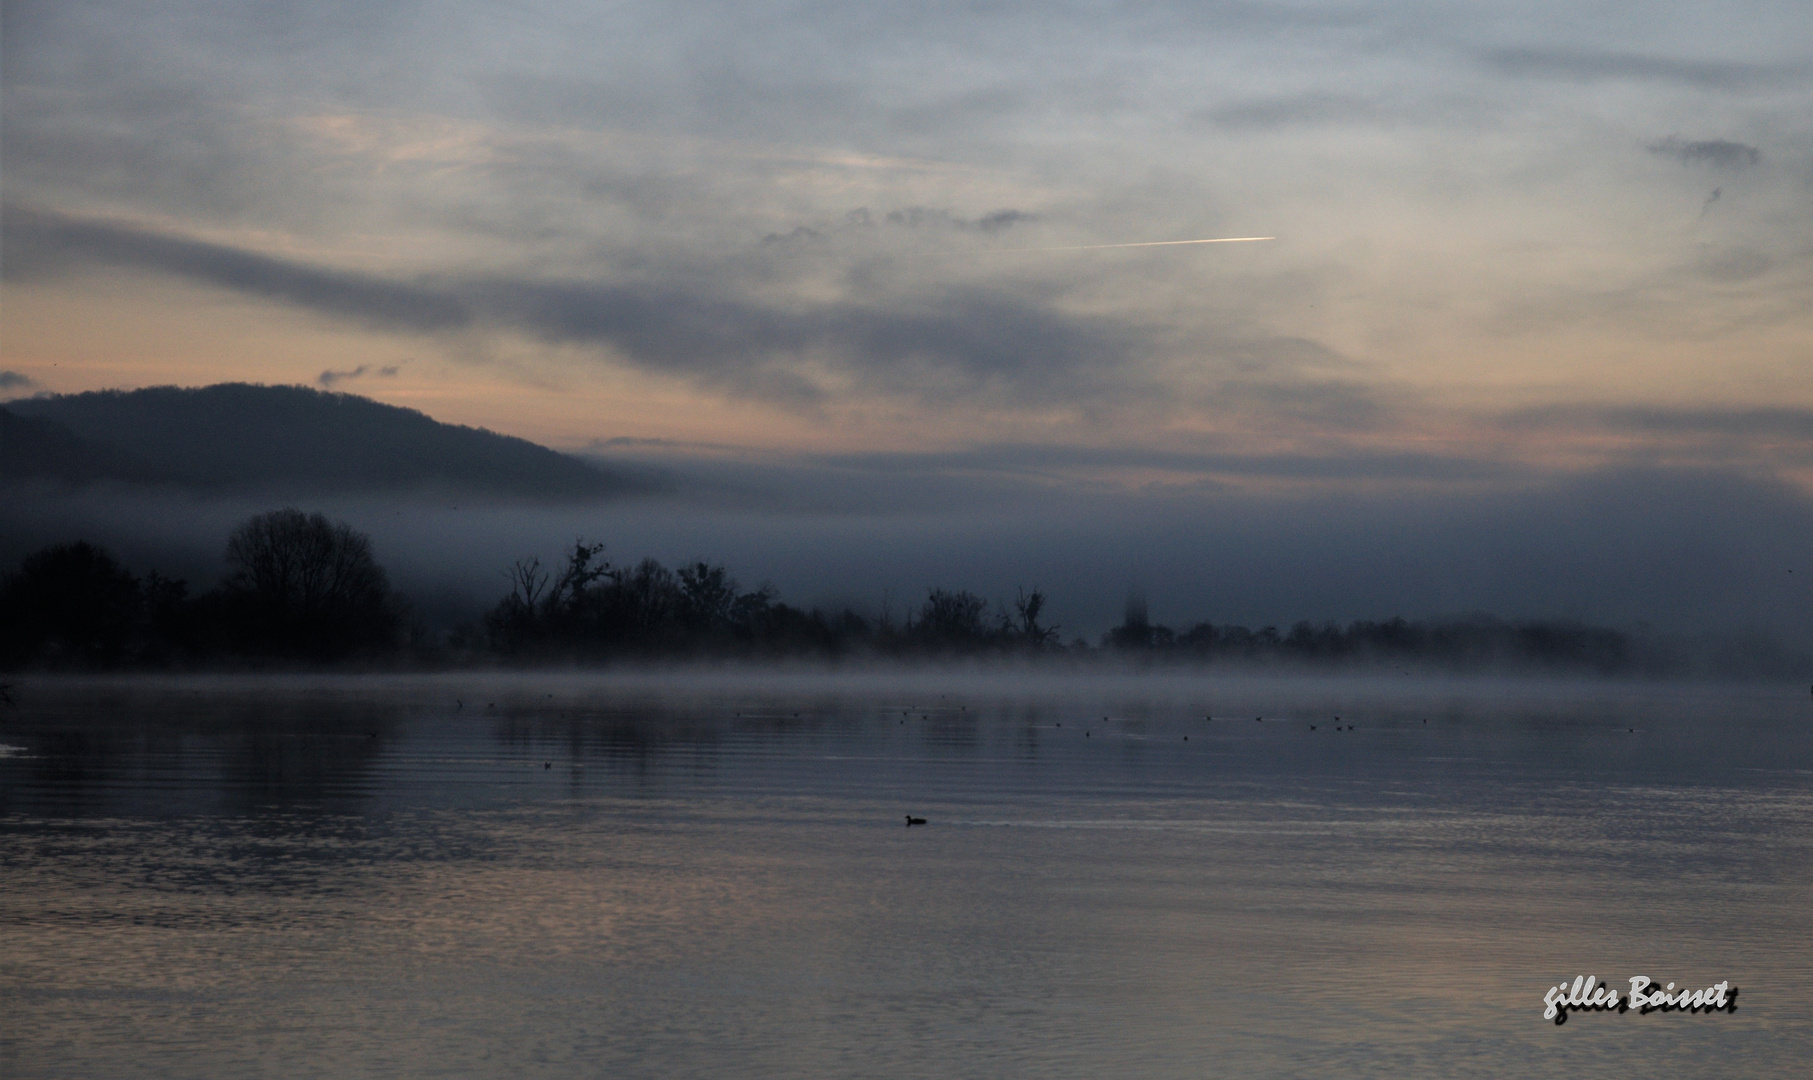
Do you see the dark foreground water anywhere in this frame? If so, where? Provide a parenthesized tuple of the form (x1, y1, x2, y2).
(2, 672, 1810, 1078)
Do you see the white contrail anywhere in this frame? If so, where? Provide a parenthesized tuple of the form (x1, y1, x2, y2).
(990, 236, 1276, 253)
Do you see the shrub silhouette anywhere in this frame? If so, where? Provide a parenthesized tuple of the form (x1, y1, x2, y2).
(483, 542, 791, 658)
(912, 588, 991, 648)
(0, 541, 143, 667)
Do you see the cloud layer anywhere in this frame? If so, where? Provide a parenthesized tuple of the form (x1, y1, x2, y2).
(1647, 136, 1763, 168)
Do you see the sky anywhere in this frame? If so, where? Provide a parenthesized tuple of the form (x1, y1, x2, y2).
(3, 1, 1811, 639)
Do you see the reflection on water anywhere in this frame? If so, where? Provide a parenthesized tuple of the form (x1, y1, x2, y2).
(3, 673, 1811, 1077)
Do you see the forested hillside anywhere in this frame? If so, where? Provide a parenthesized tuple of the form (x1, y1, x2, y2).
(4, 384, 643, 499)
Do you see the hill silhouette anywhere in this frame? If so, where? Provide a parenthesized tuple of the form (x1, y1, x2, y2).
(4, 384, 646, 500)
(2, 406, 173, 484)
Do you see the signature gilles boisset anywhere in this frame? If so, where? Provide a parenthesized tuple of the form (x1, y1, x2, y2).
(1542, 976, 1736, 1024)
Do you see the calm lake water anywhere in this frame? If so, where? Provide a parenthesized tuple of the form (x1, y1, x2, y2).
(3, 671, 1811, 1078)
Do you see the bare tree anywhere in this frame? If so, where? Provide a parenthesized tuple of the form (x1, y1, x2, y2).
(223, 508, 396, 656)
(548, 540, 609, 617)
(483, 556, 551, 650)
(1013, 586, 1058, 647)
(507, 557, 549, 611)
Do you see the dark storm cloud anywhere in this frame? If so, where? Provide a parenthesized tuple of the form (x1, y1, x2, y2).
(6, 205, 1145, 405)
(477, 277, 1141, 403)
(1480, 47, 1806, 90)
(0, 370, 38, 390)
(1647, 136, 1762, 169)
(1, 205, 472, 331)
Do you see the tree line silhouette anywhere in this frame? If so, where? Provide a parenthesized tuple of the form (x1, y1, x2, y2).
(4, 508, 1637, 672)
(1, 510, 403, 668)
(476, 540, 1060, 661)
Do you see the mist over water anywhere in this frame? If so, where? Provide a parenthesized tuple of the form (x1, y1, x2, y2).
(4, 672, 1811, 1077)
(4, 459, 1811, 653)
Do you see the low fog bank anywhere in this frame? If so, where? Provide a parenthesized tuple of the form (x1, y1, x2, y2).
(11, 670, 1807, 742)
(2, 460, 1809, 672)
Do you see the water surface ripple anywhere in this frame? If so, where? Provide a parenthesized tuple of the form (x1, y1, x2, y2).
(3, 673, 1810, 1078)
